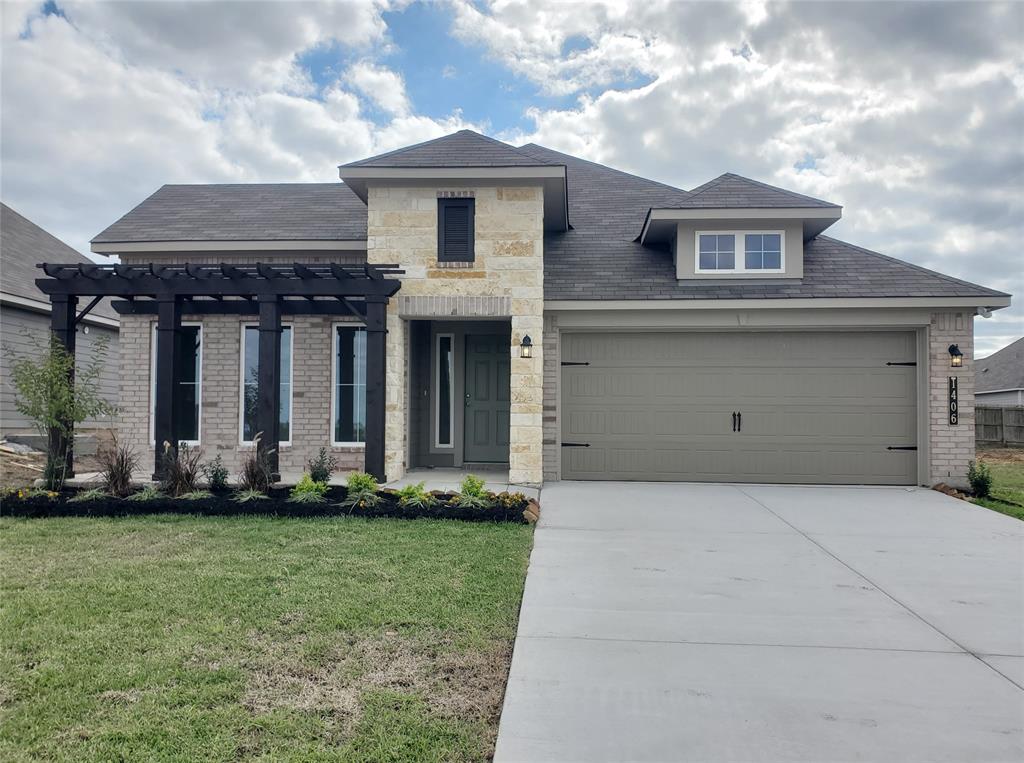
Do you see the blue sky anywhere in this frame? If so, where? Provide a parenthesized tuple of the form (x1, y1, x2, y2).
(1, 1, 1020, 354)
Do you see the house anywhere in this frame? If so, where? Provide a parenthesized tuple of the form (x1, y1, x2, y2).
(51, 130, 1009, 487)
(976, 337, 1024, 407)
(1, 203, 119, 444)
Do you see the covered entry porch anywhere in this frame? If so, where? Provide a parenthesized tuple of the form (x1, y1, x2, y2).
(407, 319, 513, 472)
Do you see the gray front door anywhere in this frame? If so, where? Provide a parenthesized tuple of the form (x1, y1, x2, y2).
(464, 334, 510, 463)
(561, 331, 918, 484)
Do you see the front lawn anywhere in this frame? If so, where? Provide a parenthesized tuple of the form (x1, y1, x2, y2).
(0, 516, 533, 761)
(974, 448, 1024, 521)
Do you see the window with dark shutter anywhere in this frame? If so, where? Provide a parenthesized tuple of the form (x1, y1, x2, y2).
(437, 198, 475, 262)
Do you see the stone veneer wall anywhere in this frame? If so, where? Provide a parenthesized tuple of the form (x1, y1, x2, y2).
(929, 310, 975, 487)
(116, 313, 365, 478)
(366, 184, 545, 484)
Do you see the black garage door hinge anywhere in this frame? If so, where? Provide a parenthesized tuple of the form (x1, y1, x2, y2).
(887, 446, 918, 451)
(561, 442, 591, 447)
(886, 361, 917, 366)
(561, 361, 590, 366)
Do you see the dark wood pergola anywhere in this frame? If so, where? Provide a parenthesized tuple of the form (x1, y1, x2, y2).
(36, 262, 402, 481)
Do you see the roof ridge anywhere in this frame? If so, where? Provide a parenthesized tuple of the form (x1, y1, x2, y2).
(722, 172, 840, 207)
(342, 129, 549, 168)
(517, 143, 691, 197)
(815, 234, 1010, 297)
(685, 172, 839, 207)
(159, 182, 345, 188)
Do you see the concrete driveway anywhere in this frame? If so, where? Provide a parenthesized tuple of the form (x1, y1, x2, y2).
(495, 483, 1024, 762)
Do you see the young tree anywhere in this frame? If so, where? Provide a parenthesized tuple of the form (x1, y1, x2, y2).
(4, 333, 116, 490)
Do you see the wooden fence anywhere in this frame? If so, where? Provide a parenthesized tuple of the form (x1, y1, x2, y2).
(976, 406, 1024, 447)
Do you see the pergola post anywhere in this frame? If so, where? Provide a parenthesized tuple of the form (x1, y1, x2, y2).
(153, 296, 182, 479)
(364, 296, 387, 482)
(48, 294, 78, 478)
(257, 295, 282, 480)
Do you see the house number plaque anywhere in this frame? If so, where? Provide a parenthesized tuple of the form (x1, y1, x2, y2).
(948, 377, 959, 425)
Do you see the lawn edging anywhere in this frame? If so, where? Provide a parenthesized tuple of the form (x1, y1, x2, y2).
(1, 485, 538, 523)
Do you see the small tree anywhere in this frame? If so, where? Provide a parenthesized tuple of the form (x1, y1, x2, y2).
(4, 334, 116, 490)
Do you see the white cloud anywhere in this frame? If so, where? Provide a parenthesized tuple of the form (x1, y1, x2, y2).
(1, 0, 1019, 355)
(345, 61, 411, 116)
(480, 0, 1023, 355)
(0, 1, 471, 258)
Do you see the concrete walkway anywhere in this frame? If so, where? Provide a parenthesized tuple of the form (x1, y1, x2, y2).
(495, 482, 1024, 762)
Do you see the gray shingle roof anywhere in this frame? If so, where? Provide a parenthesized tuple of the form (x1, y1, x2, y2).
(519, 145, 1007, 302)
(342, 130, 555, 168)
(674, 173, 839, 209)
(976, 337, 1024, 393)
(1, 203, 118, 320)
(92, 183, 367, 244)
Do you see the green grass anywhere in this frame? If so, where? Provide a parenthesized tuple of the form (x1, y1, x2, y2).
(973, 457, 1024, 521)
(0, 515, 533, 762)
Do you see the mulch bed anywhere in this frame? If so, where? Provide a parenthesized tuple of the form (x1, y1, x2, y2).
(1, 486, 536, 523)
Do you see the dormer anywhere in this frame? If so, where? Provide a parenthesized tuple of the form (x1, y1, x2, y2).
(639, 173, 841, 281)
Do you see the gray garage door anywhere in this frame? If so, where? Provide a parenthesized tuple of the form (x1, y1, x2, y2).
(561, 331, 918, 484)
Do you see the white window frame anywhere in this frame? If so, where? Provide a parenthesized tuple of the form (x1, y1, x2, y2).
(434, 333, 455, 449)
(149, 321, 203, 446)
(238, 323, 293, 448)
(331, 322, 367, 448)
(695, 230, 785, 274)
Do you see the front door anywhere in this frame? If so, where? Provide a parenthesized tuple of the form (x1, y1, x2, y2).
(464, 334, 510, 462)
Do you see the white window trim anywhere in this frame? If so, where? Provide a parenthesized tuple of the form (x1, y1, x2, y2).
(149, 321, 203, 447)
(434, 333, 455, 449)
(695, 230, 786, 274)
(330, 322, 367, 448)
(238, 323, 293, 448)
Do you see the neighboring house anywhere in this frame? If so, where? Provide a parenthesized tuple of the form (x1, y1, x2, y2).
(976, 337, 1024, 407)
(0, 203, 119, 439)
(77, 130, 1009, 487)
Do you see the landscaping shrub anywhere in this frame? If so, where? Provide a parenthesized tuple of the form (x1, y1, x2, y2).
(340, 471, 380, 509)
(238, 434, 275, 493)
(2, 484, 532, 522)
(395, 481, 438, 510)
(67, 487, 108, 503)
(203, 454, 229, 492)
(288, 474, 329, 504)
(307, 447, 337, 484)
(126, 485, 164, 502)
(158, 442, 204, 496)
(233, 488, 269, 503)
(180, 490, 213, 500)
(451, 474, 493, 509)
(98, 437, 138, 498)
(968, 460, 993, 498)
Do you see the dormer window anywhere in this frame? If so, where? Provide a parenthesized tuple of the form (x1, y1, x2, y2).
(696, 231, 785, 273)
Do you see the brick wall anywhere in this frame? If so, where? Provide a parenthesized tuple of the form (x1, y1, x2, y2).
(366, 184, 545, 485)
(542, 314, 560, 481)
(929, 311, 975, 487)
(116, 313, 365, 479)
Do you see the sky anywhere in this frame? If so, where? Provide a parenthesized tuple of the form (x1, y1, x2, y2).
(1, 0, 1021, 355)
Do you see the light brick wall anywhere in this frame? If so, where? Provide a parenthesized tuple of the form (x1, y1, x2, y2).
(366, 184, 545, 484)
(116, 313, 364, 479)
(542, 313, 560, 481)
(929, 311, 975, 487)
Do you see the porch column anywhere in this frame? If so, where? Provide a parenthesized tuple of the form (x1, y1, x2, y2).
(48, 294, 78, 478)
(153, 296, 182, 479)
(256, 295, 282, 480)
(364, 296, 387, 482)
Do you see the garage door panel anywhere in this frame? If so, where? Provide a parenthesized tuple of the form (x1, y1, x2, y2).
(561, 331, 918, 485)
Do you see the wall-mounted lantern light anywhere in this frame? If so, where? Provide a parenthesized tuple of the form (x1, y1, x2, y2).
(520, 335, 533, 359)
(948, 344, 963, 368)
